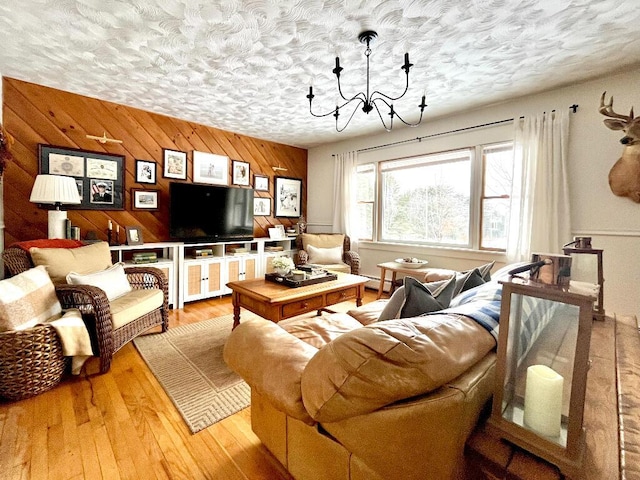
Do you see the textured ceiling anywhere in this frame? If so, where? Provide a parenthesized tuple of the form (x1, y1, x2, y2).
(1, 0, 640, 148)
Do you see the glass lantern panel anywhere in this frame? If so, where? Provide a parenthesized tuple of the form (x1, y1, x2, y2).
(568, 254, 597, 283)
(500, 292, 580, 448)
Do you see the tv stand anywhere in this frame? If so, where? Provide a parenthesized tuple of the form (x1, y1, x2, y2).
(111, 238, 297, 309)
(178, 237, 296, 308)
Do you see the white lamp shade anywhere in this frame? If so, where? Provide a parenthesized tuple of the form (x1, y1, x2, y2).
(30, 174, 81, 206)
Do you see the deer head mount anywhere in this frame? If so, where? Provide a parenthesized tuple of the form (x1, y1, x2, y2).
(599, 91, 640, 203)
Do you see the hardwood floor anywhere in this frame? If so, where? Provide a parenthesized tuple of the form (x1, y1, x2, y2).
(0, 291, 376, 480)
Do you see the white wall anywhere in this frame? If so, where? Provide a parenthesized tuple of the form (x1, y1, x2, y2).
(308, 66, 640, 318)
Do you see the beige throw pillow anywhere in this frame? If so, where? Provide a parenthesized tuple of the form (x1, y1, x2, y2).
(301, 233, 345, 250)
(30, 242, 112, 284)
(66, 263, 132, 301)
(307, 244, 343, 264)
(0, 266, 62, 332)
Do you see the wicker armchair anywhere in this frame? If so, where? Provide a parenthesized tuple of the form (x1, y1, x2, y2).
(295, 233, 360, 275)
(2, 245, 169, 374)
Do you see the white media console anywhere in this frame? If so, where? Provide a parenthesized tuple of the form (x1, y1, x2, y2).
(110, 237, 296, 309)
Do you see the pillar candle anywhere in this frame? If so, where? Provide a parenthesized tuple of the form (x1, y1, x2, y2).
(523, 364, 564, 437)
(108, 220, 112, 230)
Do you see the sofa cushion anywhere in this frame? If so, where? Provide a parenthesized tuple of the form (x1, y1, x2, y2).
(348, 300, 389, 325)
(306, 244, 343, 264)
(66, 262, 132, 301)
(0, 266, 62, 331)
(300, 314, 496, 422)
(30, 242, 112, 284)
(280, 312, 363, 349)
(110, 288, 164, 330)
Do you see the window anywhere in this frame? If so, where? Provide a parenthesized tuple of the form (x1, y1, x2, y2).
(356, 142, 513, 251)
(356, 163, 376, 241)
(380, 150, 473, 246)
(481, 143, 513, 250)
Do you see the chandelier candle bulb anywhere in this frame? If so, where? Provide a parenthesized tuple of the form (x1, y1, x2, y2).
(523, 365, 564, 438)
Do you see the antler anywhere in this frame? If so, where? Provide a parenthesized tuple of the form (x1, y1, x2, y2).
(600, 91, 634, 120)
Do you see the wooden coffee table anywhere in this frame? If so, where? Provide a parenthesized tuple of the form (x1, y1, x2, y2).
(227, 272, 369, 329)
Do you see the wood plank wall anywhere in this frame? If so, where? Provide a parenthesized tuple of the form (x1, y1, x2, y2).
(2, 77, 307, 245)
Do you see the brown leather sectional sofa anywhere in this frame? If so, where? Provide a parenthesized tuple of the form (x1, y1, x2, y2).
(224, 267, 508, 479)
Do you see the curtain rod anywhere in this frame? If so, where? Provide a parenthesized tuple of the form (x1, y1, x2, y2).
(333, 104, 579, 156)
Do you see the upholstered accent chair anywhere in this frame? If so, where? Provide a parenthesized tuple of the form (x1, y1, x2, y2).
(295, 233, 360, 275)
(2, 241, 168, 373)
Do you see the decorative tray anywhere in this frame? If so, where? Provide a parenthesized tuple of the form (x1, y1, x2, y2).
(265, 271, 338, 288)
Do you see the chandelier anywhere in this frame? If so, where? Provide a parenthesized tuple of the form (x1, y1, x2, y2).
(307, 30, 427, 132)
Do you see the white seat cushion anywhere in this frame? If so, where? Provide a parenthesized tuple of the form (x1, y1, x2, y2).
(110, 288, 164, 330)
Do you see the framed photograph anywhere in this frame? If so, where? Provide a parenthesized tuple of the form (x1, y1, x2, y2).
(132, 189, 159, 210)
(38, 144, 124, 210)
(135, 160, 156, 184)
(254, 174, 269, 191)
(274, 176, 302, 217)
(90, 179, 115, 205)
(232, 160, 250, 186)
(254, 197, 270, 216)
(268, 225, 286, 240)
(163, 148, 187, 180)
(193, 151, 228, 185)
(125, 226, 144, 246)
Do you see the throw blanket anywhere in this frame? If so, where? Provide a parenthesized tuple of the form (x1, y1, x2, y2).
(441, 281, 561, 364)
(45, 308, 93, 374)
(441, 282, 502, 341)
(11, 239, 84, 251)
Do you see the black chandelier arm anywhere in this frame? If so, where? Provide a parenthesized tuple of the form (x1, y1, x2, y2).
(308, 89, 367, 119)
(371, 97, 427, 130)
(369, 71, 411, 103)
(335, 71, 355, 103)
(335, 101, 364, 132)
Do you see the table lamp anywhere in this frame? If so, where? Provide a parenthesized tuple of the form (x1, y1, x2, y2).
(29, 174, 81, 238)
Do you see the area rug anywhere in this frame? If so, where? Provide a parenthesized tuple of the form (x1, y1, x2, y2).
(133, 314, 250, 434)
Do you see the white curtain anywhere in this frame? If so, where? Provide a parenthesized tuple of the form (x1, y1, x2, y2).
(332, 151, 359, 251)
(507, 109, 571, 262)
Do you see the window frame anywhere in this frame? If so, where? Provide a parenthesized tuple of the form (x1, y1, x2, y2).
(356, 141, 513, 252)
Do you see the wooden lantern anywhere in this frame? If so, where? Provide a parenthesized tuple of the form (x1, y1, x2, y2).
(487, 278, 595, 479)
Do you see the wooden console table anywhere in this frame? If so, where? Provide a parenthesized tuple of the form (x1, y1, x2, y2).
(227, 272, 369, 329)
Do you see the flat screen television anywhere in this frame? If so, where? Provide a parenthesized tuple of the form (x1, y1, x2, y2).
(169, 182, 254, 242)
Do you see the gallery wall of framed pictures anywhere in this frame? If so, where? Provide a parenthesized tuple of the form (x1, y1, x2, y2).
(9, 79, 307, 245)
(37, 143, 304, 236)
(38, 144, 125, 210)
